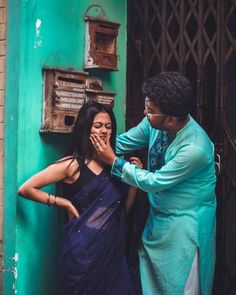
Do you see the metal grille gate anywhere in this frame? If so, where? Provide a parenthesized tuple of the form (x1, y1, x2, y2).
(126, 1, 236, 294)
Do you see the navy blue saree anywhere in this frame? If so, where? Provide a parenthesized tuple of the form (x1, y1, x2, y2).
(59, 168, 134, 295)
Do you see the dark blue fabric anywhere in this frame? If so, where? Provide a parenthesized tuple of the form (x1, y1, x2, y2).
(59, 168, 135, 295)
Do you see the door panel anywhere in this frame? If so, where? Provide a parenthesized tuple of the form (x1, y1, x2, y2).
(127, 1, 236, 294)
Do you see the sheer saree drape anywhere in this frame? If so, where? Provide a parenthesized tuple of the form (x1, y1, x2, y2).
(59, 169, 134, 295)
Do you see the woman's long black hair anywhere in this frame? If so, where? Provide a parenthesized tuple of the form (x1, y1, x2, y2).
(64, 100, 117, 172)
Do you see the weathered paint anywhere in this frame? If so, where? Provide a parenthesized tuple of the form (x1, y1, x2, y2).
(3, 1, 127, 295)
(3, 0, 20, 293)
(34, 19, 42, 48)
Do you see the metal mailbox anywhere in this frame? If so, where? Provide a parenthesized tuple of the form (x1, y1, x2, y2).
(84, 17, 120, 70)
(41, 69, 116, 134)
(41, 68, 88, 133)
(85, 76, 116, 108)
(85, 89, 115, 108)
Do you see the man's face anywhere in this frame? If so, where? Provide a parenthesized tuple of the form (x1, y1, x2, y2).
(144, 98, 168, 130)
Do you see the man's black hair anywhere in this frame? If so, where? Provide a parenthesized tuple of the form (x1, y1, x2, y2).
(142, 71, 193, 121)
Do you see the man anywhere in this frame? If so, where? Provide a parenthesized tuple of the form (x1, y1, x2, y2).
(91, 72, 216, 295)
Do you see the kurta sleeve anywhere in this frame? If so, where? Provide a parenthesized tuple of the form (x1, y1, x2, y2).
(116, 117, 150, 155)
(112, 145, 211, 193)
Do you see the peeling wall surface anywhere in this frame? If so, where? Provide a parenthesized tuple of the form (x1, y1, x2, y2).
(3, 1, 127, 294)
(0, 0, 7, 292)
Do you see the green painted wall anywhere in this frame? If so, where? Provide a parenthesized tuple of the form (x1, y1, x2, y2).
(3, 1, 127, 294)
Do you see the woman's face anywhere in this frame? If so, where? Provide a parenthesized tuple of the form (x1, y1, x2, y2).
(90, 112, 112, 143)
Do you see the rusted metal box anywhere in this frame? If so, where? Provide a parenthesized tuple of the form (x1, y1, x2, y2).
(85, 77, 116, 108)
(41, 68, 88, 133)
(84, 17, 120, 70)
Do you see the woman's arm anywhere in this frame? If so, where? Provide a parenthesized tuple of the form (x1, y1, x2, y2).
(18, 159, 80, 217)
(125, 186, 139, 212)
(125, 157, 143, 211)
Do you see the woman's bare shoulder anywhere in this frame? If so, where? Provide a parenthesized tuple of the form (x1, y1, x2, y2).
(55, 157, 80, 183)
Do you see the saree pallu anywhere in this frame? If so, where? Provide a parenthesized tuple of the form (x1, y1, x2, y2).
(59, 169, 134, 295)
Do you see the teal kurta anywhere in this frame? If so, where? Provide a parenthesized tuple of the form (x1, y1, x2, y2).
(112, 116, 216, 295)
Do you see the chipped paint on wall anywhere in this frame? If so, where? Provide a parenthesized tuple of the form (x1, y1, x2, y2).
(34, 18, 42, 48)
(35, 19, 41, 36)
(84, 22, 94, 67)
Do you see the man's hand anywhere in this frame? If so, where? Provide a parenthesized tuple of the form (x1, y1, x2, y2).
(90, 133, 117, 166)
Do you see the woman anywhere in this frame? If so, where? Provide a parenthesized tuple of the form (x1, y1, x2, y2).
(18, 101, 141, 295)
